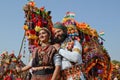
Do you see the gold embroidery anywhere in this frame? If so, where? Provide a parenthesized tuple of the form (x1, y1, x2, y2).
(73, 48, 81, 54)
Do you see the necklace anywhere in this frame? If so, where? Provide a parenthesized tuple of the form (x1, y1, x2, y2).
(38, 44, 50, 65)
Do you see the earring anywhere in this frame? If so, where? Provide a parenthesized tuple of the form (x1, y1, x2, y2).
(48, 37, 51, 42)
(38, 40, 41, 45)
(48, 39, 51, 42)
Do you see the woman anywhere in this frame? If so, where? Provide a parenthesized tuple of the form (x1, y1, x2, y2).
(17, 28, 61, 80)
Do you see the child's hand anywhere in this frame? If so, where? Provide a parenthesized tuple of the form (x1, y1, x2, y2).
(67, 41, 74, 51)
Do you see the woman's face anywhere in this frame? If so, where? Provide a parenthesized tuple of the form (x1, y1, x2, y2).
(39, 29, 50, 43)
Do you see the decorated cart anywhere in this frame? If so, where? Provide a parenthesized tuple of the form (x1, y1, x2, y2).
(0, 0, 53, 79)
(61, 12, 112, 80)
(0, 51, 27, 80)
(0, 0, 114, 80)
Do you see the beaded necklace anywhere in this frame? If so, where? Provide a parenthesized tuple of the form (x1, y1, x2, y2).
(37, 44, 50, 65)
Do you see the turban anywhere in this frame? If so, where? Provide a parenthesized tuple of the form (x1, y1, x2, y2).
(53, 22, 67, 32)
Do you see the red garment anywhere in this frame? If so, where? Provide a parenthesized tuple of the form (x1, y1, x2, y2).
(4, 76, 12, 80)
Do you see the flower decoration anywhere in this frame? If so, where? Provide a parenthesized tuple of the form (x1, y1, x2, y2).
(23, 0, 53, 48)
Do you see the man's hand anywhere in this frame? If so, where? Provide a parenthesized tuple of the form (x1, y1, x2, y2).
(53, 43, 61, 51)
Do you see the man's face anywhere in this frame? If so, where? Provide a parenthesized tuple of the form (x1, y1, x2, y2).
(53, 28, 66, 43)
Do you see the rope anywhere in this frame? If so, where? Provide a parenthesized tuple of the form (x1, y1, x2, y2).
(18, 32, 25, 56)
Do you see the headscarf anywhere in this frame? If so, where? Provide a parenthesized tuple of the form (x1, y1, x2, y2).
(39, 27, 51, 38)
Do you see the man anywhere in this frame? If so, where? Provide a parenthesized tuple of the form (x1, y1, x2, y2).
(52, 22, 85, 80)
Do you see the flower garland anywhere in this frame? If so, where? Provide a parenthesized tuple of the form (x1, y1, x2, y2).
(23, 0, 53, 51)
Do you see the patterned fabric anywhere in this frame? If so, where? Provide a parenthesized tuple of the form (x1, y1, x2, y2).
(28, 53, 61, 67)
(31, 45, 61, 79)
(31, 74, 52, 80)
(61, 65, 82, 80)
(59, 40, 85, 80)
(32, 45, 56, 67)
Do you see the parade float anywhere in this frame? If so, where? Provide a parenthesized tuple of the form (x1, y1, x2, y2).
(111, 60, 120, 80)
(0, 51, 26, 80)
(22, 0, 53, 54)
(0, 0, 114, 80)
(0, 0, 53, 79)
(61, 12, 112, 80)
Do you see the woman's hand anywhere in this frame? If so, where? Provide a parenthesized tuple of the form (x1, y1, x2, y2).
(32, 66, 53, 71)
(16, 66, 22, 73)
(31, 67, 38, 71)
